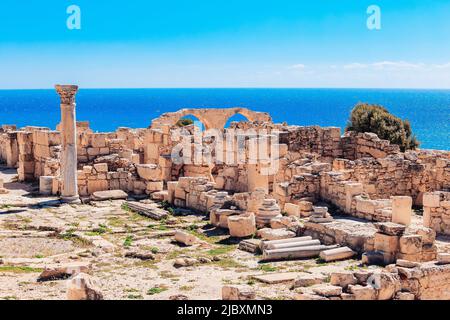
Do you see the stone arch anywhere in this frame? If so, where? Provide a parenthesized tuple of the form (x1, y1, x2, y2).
(151, 107, 272, 131)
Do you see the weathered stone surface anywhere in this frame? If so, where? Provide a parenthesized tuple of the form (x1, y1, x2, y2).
(228, 213, 256, 238)
(437, 253, 450, 265)
(256, 228, 296, 241)
(319, 247, 356, 262)
(312, 284, 342, 297)
(292, 273, 328, 288)
(396, 259, 421, 268)
(174, 230, 197, 246)
(252, 272, 301, 284)
(38, 262, 91, 282)
(399, 235, 422, 255)
(348, 284, 376, 300)
(91, 189, 128, 201)
(66, 273, 103, 300)
(124, 251, 155, 260)
(222, 285, 255, 300)
(330, 271, 358, 288)
(374, 222, 406, 236)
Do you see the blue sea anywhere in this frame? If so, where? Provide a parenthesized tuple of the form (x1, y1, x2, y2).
(0, 89, 449, 150)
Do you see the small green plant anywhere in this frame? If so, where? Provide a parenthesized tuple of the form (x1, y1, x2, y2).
(179, 285, 194, 292)
(147, 286, 168, 295)
(150, 247, 159, 254)
(121, 203, 131, 212)
(34, 254, 44, 259)
(0, 266, 43, 273)
(258, 264, 277, 272)
(123, 235, 133, 247)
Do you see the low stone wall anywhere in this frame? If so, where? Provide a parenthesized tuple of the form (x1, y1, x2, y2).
(167, 176, 217, 212)
(341, 131, 400, 160)
(280, 126, 342, 161)
(15, 127, 61, 181)
(423, 191, 450, 235)
(330, 152, 450, 205)
(299, 261, 450, 300)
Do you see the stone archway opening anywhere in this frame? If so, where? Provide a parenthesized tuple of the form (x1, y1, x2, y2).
(176, 114, 206, 132)
(224, 113, 251, 128)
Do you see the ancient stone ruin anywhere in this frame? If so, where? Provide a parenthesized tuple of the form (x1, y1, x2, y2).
(0, 84, 449, 300)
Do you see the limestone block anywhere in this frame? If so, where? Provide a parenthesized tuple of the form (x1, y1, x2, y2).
(392, 196, 412, 226)
(91, 190, 127, 201)
(174, 187, 186, 200)
(136, 164, 161, 181)
(312, 284, 342, 297)
(82, 166, 93, 174)
(90, 133, 107, 148)
(39, 176, 54, 195)
(174, 230, 197, 246)
(284, 203, 300, 217)
(222, 286, 255, 300)
(298, 201, 313, 212)
(356, 197, 375, 215)
(257, 228, 296, 241)
(228, 213, 256, 238)
(374, 233, 399, 253)
(87, 180, 108, 194)
(167, 181, 178, 203)
(399, 235, 422, 255)
(423, 193, 440, 208)
(320, 247, 356, 262)
(87, 147, 100, 157)
(93, 163, 108, 173)
(292, 274, 328, 288)
(39, 262, 91, 281)
(347, 285, 376, 300)
(330, 271, 358, 287)
(66, 273, 103, 300)
(146, 181, 164, 193)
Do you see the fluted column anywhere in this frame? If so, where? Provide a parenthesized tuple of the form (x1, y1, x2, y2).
(55, 84, 80, 203)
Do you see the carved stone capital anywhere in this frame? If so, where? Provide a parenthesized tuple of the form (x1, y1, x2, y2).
(55, 85, 79, 104)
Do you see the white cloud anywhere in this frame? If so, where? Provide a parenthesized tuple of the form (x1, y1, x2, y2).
(343, 63, 368, 69)
(432, 62, 450, 69)
(371, 61, 425, 69)
(340, 61, 450, 71)
(289, 64, 306, 70)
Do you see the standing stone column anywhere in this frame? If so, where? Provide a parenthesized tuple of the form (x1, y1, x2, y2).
(55, 85, 80, 203)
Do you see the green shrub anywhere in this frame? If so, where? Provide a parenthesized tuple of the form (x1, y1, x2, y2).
(176, 118, 194, 127)
(346, 103, 419, 151)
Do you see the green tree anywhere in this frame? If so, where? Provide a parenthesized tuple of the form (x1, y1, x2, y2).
(346, 103, 419, 151)
(176, 118, 194, 127)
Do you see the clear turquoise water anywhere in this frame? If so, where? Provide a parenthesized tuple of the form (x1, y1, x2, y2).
(0, 89, 449, 150)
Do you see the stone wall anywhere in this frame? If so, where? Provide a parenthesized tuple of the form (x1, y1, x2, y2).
(341, 131, 400, 159)
(423, 191, 450, 235)
(0, 125, 19, 167)
(330, 151, 450, 204)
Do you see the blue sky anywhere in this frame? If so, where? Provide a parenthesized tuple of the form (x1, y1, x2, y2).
(0, 0, 449, 88)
